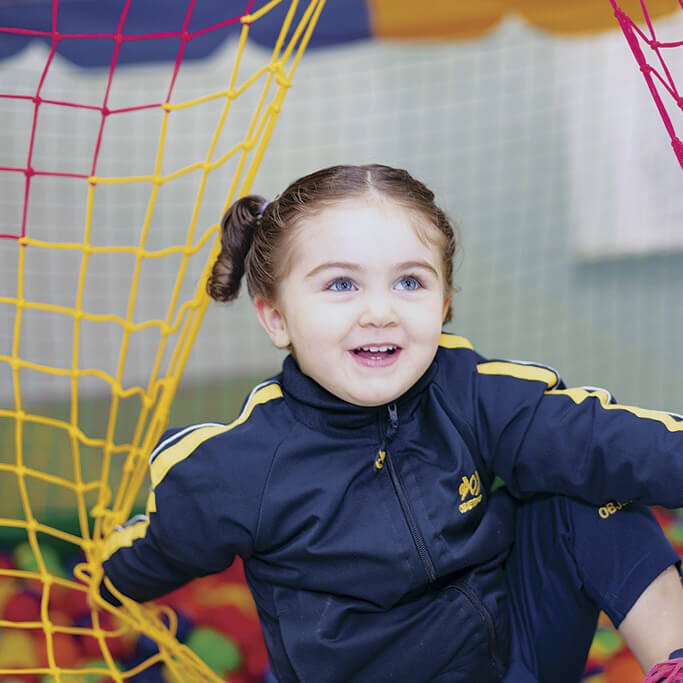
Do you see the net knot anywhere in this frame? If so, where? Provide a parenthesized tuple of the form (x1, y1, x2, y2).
(672, 138, 683, 169)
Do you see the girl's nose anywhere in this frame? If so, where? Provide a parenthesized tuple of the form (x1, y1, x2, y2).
(358, 293, 399, 327)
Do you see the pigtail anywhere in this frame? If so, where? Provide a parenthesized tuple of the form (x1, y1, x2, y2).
(206, 195, 267, 302)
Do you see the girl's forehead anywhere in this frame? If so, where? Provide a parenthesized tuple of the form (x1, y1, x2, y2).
(294, 199, 439, 246)
(286, 199, 445, 270)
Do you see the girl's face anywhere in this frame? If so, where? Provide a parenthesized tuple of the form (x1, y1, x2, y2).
(254, 200, 451, 407)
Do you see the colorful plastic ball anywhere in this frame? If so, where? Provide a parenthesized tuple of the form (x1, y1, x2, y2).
(243, 642, 270, 680)
(126, 662, 165, 683)
(79, 658, 121, 683)
(223, 672, 250, 683)
(0, 629, 40, 668)
(582, 658, 605, 678)
(198, 583, 257, 617)
(185, 627, 242, 674)
(33, 630, 82, 669)
(48, 585, 89, 620)
(0, 578, 23, 617)
(581, 674, 607, 683)
(604, 651, 643, 683)
(2, 589, 41, 622)
(156, 583, 198, 621)
(134, 631, 160, 660)
(13, 544, 65, 580)
(667, 518, 683, 547)
(0, 551, 15, 570)
(74, 611, 135, 662)
(587, 627, 623, 661)
(160, 609, 193, 644)
(199, 607, 266, 678)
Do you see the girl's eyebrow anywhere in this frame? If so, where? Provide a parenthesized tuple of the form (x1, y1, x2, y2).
(305, 261, 360, 278)
(305, 260, 439, 279)
(395, 260, 439, 277)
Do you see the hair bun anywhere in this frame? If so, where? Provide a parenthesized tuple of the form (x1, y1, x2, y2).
(206, 195, 267, 302)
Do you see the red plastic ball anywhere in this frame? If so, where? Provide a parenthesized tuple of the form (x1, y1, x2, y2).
(2, 590, 41, 622)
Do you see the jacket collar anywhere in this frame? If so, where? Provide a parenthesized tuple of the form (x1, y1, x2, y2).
(280, 354, 438, 436)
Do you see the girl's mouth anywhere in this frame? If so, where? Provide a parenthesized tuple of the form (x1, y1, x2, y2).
(350, 345, 401, 367)
(353, 344, 397, 358)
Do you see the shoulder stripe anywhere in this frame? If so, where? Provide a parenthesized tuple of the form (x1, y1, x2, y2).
(439, 333, 473, 349)
(547, 387, 683, 432)
(477, 361, 558, 389)
(102, 516, 149, 562)
(149, 422, 224, 464)
(150, 381, 283, 488)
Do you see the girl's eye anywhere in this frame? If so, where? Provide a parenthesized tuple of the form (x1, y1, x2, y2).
(327, 277, 357, 292)
(395, 276, 422, 291)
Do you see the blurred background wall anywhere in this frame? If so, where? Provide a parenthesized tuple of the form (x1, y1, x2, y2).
(1, 0, 682, 433)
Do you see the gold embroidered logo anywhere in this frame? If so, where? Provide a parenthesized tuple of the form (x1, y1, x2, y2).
(459, 471, 482, 514)
(374, 450, 386, 471)
(598, 500, 631, 519)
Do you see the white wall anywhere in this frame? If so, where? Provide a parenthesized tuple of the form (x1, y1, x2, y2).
(1, 12, 682, 414)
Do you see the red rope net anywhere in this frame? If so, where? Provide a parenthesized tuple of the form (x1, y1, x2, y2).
(0, 0, 255, 241)
(0, 0, 325, 680)
(609, 0, 683, 169)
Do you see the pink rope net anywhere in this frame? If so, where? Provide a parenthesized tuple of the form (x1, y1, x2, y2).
(0, 0, 255, 241)
(609, 0, 683, 170)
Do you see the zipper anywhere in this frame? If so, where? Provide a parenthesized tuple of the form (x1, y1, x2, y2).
(453, 581, 506, 676)
(377, 403, 437, 583)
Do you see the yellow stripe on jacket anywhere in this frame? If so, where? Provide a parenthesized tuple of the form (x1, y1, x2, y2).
(477, 361, 558, 389)
(548, 387, 683, 433)
(150, 382, 283, 488)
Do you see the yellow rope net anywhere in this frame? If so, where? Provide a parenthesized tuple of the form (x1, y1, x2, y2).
(0, 1, 325, 680)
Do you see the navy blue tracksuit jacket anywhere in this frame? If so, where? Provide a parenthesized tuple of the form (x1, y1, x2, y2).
(102, 333, 683, 682)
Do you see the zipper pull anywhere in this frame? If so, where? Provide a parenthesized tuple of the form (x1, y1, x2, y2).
(375, 403, 399, 472)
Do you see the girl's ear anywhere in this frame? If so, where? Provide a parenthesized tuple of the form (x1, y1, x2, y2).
(253, 296, 291, 348)
(442, 297, 451, 322)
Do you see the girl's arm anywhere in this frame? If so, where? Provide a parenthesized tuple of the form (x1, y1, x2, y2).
(100, 425, 265, 604)
(473, 360, 683, 506)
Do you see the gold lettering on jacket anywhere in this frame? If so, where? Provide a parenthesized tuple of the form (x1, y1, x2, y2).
(459, 471, 482, 514)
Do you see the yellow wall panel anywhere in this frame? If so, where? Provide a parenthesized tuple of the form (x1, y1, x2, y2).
(368, 0, 680, 40)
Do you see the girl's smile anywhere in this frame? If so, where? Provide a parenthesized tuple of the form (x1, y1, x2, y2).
(254, 199, 450, 406)
(350, 344, 402, 368)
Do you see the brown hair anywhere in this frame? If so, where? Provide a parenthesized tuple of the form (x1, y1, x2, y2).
(206, 164, 457, 322)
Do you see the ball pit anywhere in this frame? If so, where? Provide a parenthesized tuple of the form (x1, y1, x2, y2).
(0, 543, 271, 682)
(1, 505, 682, 681)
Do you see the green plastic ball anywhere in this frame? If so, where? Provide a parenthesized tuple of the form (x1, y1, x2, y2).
(186, 626, 242, 673)
(13, 542, 65, 579)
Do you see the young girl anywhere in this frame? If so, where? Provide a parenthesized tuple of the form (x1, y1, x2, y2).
(102, 164, 683, 682)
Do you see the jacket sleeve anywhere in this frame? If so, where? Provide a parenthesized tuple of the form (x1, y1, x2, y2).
(101, 424, 265, 604)
(473, 359, 683, 506)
